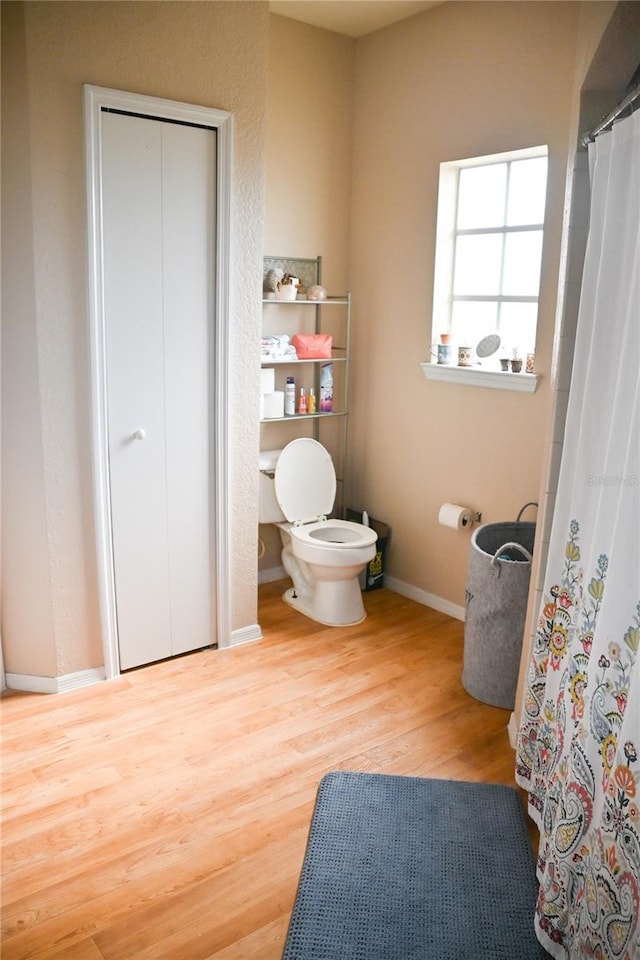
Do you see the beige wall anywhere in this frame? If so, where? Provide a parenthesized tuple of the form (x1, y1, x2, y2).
(1, 1, 268, 677)
(260, 14, 355, 573)
(348, 1, 583, 608)
(264, 16, 354, 287)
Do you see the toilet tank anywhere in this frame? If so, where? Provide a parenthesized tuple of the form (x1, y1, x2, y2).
(259, 449, 286, 523)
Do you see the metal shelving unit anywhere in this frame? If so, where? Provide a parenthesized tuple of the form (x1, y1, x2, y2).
(261, 255, 351, 516)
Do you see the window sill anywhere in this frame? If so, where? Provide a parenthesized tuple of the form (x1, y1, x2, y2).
(420, 362, 539, 393)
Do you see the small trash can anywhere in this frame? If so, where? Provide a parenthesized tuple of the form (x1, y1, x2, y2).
(347, 511, 390, 591)
(462, 504, 536, 709)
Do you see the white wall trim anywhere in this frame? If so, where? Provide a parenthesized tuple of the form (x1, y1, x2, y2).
(212, 101, 233, 651)
(229, 624, 263, 647)
(384, 576, 467, 621)
(258, 564, 286, 585)
(421, 363, 539, 393)
(84, 85, 233, 673)
(257, 569, 466, 621)
(5, 667, 107, 695)
(508, 711, 519, 750)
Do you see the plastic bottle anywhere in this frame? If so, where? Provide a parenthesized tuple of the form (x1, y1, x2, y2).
(362, 510, 369, 527)
(307, 387, 316, 414)
(298, 388, 307, 415)
(285, 377, 296, 415)
(320, 363, 333, 412)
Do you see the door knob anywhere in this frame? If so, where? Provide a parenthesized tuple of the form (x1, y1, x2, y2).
(132, 429, 147, 441)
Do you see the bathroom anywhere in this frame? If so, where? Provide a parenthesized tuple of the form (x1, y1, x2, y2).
(3, 5, 638, 957)
(2, 1, 631, 684)
(259, 2, 617, 644)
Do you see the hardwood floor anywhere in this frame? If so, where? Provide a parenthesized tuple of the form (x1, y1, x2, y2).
(1, 582, 528, 960)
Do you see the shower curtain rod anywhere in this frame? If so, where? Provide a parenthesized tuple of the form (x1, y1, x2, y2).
(581, 82, 640, 148)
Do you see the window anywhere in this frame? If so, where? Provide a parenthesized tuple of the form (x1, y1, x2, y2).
(432, 146, 548, 363)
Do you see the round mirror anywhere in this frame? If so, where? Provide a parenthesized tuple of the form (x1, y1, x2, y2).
(476, 334, 501, 359)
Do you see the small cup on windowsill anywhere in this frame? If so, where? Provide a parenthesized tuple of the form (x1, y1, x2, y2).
(457, 345, 473, 367)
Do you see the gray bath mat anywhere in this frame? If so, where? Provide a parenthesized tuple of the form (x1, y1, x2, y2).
(282, 771, 548, 959)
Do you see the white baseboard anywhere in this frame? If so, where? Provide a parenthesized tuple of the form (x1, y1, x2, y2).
(384, 576, 466, 621)
(257, 569, 466, 621)
(229, 624, 263, 647)
(5, 667, 106, 695)
(5, 630, 262, 691)
(508, 711, 519, 750)
(258, 565, 286, 584)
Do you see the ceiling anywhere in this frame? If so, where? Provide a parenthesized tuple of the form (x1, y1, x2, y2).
(269, 0, 445, 39)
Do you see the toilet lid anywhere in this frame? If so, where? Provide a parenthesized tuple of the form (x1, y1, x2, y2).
(274, 438, 336, 523)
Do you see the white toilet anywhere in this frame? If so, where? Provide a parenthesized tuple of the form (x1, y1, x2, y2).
(259, 439, 378, 626)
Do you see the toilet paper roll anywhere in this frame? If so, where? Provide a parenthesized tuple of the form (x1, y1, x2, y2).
(260, 368, 275, 395)
(439, 502, 473, 530)
(262, 391, 285, 419)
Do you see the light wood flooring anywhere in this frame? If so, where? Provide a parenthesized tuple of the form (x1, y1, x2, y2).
(2, 581, 528, 960)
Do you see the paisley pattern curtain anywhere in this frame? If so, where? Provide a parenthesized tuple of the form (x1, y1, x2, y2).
(516, 110, 640, 960)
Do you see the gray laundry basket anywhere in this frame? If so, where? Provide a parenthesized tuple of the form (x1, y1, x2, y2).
(462, 504, 537, 710)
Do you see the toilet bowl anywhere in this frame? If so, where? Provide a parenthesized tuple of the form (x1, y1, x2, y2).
(259, 439, 377, 626)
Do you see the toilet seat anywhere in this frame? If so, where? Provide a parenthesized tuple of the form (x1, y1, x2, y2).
(274, 438, 336, 524)
(289, 518, 377, 550)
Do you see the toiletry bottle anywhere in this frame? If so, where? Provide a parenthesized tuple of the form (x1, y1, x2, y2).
(307, 387, 316, 414)
(285, 376, 296, 415)
(298, 388, 307, 415)
(320, 363, 333, 412)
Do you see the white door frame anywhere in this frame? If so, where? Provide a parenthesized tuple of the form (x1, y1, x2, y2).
(84, 85, 232, 677)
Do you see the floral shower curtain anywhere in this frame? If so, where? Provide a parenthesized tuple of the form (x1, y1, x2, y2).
(516, 110, 640, 960)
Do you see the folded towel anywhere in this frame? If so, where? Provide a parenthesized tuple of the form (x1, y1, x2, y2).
(261, 335, 298, 362)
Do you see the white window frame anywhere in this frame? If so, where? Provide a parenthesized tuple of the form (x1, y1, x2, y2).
(423, 144, 547, 392)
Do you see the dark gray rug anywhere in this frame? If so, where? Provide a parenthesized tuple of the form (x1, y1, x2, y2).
(282, 771, 549, 959)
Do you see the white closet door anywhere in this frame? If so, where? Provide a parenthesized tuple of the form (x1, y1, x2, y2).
(102, 111, 215, 671)
(161, 122, 215, 656)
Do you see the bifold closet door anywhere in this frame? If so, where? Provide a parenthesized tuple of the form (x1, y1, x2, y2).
(102, 111, 216, 670)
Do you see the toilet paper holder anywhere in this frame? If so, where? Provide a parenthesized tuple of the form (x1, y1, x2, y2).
(439, 503, 482, 530)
